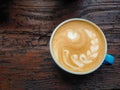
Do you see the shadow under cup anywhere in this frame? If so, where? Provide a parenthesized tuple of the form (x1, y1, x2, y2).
(50, 18, 114, 75)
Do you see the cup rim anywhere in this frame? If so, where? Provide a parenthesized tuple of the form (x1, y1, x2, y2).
(49, 18, 107, 75)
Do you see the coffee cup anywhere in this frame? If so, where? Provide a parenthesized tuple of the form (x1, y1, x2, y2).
(50, 18, 114, 75)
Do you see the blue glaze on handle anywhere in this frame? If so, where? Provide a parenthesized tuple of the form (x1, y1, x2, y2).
(103, 54, 114, 64)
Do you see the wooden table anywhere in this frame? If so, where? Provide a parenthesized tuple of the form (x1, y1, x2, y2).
(0, 0, 120, 90)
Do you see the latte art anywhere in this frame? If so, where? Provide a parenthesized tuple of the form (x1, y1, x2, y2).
(68, 31, 78, 40)
(52, 20, 106, 73)
(63, 29, 99, 68)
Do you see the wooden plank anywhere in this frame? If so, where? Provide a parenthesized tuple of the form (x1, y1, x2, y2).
(0, 0, 120, 90)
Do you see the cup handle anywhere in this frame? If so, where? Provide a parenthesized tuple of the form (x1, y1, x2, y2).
(103, 54, 115, 64)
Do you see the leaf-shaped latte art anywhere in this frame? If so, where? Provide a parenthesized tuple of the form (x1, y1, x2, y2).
(63, 29, 99, 68)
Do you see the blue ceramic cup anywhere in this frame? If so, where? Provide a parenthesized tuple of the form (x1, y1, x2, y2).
(50, 18, 114, 75)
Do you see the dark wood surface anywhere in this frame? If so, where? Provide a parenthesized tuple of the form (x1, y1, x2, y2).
(0, 0, 120, 90)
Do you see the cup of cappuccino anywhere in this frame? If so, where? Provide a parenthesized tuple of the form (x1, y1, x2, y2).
(50, 18, 114, 75)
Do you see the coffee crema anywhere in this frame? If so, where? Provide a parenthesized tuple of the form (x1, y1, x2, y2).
(52, 20, 106, 73)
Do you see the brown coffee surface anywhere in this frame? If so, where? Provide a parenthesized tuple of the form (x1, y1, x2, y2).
(52, 20, 106, 73)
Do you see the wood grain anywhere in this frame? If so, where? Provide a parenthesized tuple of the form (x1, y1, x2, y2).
(0, 0, 120, 90)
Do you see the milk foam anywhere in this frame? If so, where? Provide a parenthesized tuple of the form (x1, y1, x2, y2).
(52, 20, 106, 72)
